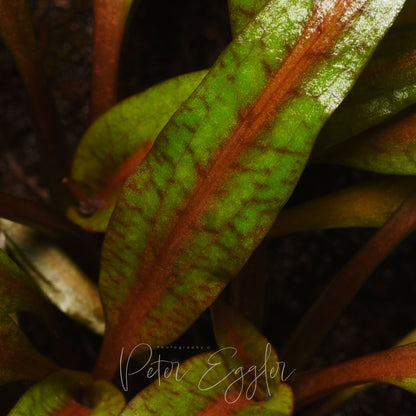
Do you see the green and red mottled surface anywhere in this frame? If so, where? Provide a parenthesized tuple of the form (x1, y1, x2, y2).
(94, 0, 406, 380)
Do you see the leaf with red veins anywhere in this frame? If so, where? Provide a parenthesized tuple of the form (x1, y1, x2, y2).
(94, 0, 406, 380)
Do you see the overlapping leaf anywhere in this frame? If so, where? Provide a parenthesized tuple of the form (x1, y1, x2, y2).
(211, 302, 284, 400)
(120, 352, 293, 416)
(269, 176, 416, 237)
(94, 0, 406, 380)
(314, 105, 416, 174)
(8, 370, 125, 415)
(0, 248, 55, 327)
(1, 219, 105, 335)
(68, 71, 207, 231)
(315, 24, 416, 151)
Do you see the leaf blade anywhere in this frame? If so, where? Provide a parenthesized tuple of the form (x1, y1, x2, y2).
(95, 0, 406, 380)
(290, 343, 416, 409)
(8, 370, 125, 415)
(314, 106, 416, 174)
(269, 176, 416, 237)
(315, 24, 416, 151)
(211, 301, 282, 400)
(121, 352, 293, 416)
(1, 219, 105, 335)
(68, 71, 207, 231)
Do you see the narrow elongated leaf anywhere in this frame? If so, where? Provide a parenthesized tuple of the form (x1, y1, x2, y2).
(90, 0, 137, 121)
(315, 24, 416, 150)
(95, 0, 406, 380)
(282, 191, 416, 371)
(1, 219, 105, 335)
(314, 105, 416, 174)
(0, 248, 56, 329)
(269, 176, 416, 237)
(68, 71, 207, 231)
(0, 308, 58, 385)
(0, 0, 68, 202)
(302, 328, 416, 416)
(290, 343, 416, 409)
(121, 352, 293, 416)
(211, 302, 283, 400)
(8, 370, 125, 415)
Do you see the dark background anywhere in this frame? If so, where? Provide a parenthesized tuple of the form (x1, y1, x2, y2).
(0, 0, 415, 414)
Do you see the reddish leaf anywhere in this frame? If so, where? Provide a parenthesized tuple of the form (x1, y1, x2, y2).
(290, 344, 416, 409)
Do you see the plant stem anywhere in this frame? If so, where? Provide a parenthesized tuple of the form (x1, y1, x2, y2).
(281, 190, 416, 371)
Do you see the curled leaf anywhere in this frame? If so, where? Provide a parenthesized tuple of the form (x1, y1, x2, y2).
(8, 370, 125, 415)
(121, 352, 293, 416)
(0, 219, 104, 335)
(269, 176, 416, 237)
(68, 71, 207, 231)
(94, 0, 405, 380)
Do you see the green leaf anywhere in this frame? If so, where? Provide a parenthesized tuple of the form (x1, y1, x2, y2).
(120, 352, 293, 416)
(68, 70, 207, 232)
(315, 24, 416, 151)
(94, 0, 406, 380)
(69, 11, 416, 234)
(8, 370, 125, 415)
(269, 176, 416, 237)
(291, 343, 416, 409)
(0, 248, 56, 329)
(211, 302, 283, 400)
(314, 105, 416, 174)
(1, 219, 105, 335)
(228, 0, 267, 37)
(0, 308, 58, 386)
